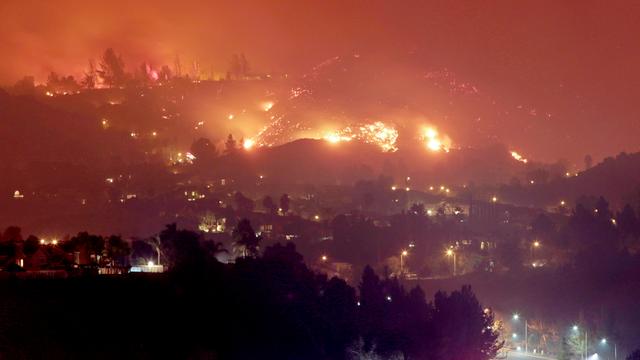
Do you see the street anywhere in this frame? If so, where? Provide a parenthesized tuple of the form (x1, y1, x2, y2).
(505, 352, 556, 360)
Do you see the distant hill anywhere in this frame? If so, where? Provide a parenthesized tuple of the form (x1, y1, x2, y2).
(208, 138, 529, 187)
(501, 152, 640, 208)
(0, 89, 140, 165)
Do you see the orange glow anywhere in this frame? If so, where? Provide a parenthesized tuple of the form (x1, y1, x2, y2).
(321, 121, 398, 151)
(324, 132, 353, 144)
(423, 126, 451, 152)
(243, 138, 255, 150)
(510, 151, 528, 163)
(427, 138, 442, 151)
(262, 101, 274, 112)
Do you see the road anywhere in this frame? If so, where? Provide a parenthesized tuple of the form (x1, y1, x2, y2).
(504, 352, 556, 360)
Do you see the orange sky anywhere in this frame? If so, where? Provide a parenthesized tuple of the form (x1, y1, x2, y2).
(2, 0, 640, 161)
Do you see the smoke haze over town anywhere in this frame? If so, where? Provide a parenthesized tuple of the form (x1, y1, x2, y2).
(2, 1, 640, 359)
(3, 0, 640, 161)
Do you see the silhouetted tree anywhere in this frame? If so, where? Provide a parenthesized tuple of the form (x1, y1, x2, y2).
(262, 195, 277, 215)
(531, 213, 555, 239)
(595, 196, 613, 220)
(618, 204, 639, 240)
(174, 54, 182, 77)
(585, 154, 593, 170)
(496, 239, 523, 272)
(45, 72, 78, 93)
(158, 65, 172, 82)
(410, 203, 426, 216)
(232, 219, 261, 257)
(240, 53, 250, 77)
(234, 192, 255, 214)
(321, 276, 359, 358)
(106, 235, 130, 266)
(23, 235, 40, 256)
(2, 226, 22, 242)
(130, 239, 155, 265)
(203, 240, 227, 259)
(64, 232, 105, 264)
(12, 76, 35, 95)
(190, 137, 217, 165)
(81, 59, 97, 89)
(97, 48, 127, 88)
(229, 54, 242, 79)
(158, 224, 206, 270)
(280, 194, 291, 215)
(557, 337, 574, 360)
(136, 62, 153, 86)
(627, 349, 640, 360)
(358, 265, 386, 351)
(224, 134, 237, 155)
(432, 286, 502, 360)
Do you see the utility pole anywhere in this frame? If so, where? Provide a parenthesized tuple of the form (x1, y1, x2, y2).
(453, 252, 457, 276)
(525, 319, 528, 353)
(584, 330, 588, 360)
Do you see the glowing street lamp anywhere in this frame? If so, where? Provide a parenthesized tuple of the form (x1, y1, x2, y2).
(571, 325, 589, 360)
(321, 255, 328, 262)
(513, 313, 529, 353)
(531, 241, 541, 259)
(446, 248, 456, 276)
(599, 338, 617, 360)
(400, 250, 409, 275)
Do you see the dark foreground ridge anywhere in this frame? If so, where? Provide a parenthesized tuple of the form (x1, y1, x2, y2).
(0, 223, 501, 360)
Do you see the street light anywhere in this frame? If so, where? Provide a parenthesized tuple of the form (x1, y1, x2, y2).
(531, 241, 540, 259)
(446, 248, 456, 276)
(400, 250, 409, 275)
(599, 338, 617, 360)
(571, 325, 588, 360)
(513, 313, 528, 353)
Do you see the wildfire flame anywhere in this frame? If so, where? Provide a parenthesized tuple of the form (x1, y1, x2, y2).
(422, 126, 450, 152)
(323, 121, 398, 151)
(243, 138, 256, 150)
(510, 151, 528, 163)
(262, 101, 274, 112)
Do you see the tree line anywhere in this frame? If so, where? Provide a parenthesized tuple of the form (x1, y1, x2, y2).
(10, 48, 255, 95)
(0, 220, 502, 359)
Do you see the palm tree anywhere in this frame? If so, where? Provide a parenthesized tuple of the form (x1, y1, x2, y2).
(147, 236, 162, 265)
